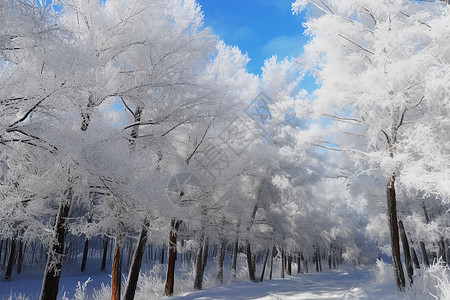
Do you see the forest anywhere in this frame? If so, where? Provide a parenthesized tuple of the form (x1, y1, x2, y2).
(0, 0, 449, 299)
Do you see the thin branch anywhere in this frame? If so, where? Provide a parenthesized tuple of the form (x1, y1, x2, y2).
(337, 34, 375, 55)
(186, 117, 215, 165)
(8, 94, 51, 128)
(322, 113, 362, 124)
(162, 119, 190, 137)
(119, 96, 134, 116)
(311, 143, 343, 151)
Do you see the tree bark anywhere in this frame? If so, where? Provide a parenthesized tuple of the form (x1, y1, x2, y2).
(231, 238, 238, 281)
(16, 239, 23, 274)
(280, 248, 285, 278)
(438, 237, 446, 265)
(164, 219, 181, 296)
(194, 235, 204, 290)
(216, 238, 226, 284)
(124, 220, 150, 300)
(202, 237, 209, 274)
(111, 231, 124, 300)
(398, 220, 413, 284)
(297, 252, 302, 273)
(411, 248, 420, 269)
(287, 254, 292, 276)
(269, 247, 274, 279)
(420, 241, 430, 268)
(101, 236, 108, 271)
(81, 237, 89, 272)
(386, 177, 405, 291)
(4, 236, 16, 281)
(260, 249, 270, 282)
(246, 241, 256, 281)
(160, 247, 165, 264)
(39, 195, 71, 300)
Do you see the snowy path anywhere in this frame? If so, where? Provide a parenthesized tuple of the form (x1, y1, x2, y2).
(166, 270, 400, 300)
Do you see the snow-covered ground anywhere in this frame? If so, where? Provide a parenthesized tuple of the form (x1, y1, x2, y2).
(0, 268, 402, 300)
(167, 270, 401, 300)
(1, 259, 449, 300)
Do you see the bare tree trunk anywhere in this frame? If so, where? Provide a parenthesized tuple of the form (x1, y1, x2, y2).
(101, 236, 108, 271)
(216, 238, 226, 284)
(386, 177, 405, 291)
(398, 220, 413, 284)
(411, 248, 420, 269)
(202, 237, 209, 274)
(194, 234, 204, 290)
(231, 238, 238, 281)
(438, 237, 446, 265)
(160, 247, 165, 264)
(280, 248, 285, 278)
(420, 241, 430, 268)
(287, 255, 292, 276)
(39, 195, 71, 300)
(5, 235, 17, 281)
(111, 230, 124, 300)
(81, 237, 89, 272)
(164, 219, 181, 296)
(124, 220, 150, 300)
(315, 247, 319, 272)
(260, 249, 270, 282)
(246, 241, 256, 281)
(297, 252, 302, 273)
(269, 247, 274, 279)
(3, 239, 8, 266)
(16, 239, 24, 275)
(328, 244, 332, 269)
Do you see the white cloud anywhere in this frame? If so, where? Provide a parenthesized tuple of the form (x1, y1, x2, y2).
(260, 35, 303, 60)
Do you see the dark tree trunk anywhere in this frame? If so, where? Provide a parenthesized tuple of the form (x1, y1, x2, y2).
(438, 237, 446, 265)
(281, 248, 285, 278)
(297, 252, 302, 273)
(5, 236, 17, 281)
(101, 236, 108, 271)
(0, 240, 3, 264)
(420, 241, 430, 268)
(231, 238, 238, 281)
(164, 219, 181, 296)
(269, 247, 274, 279)
(398, 220, 413, 284)
(160, 247, 165, 264)
(446, 239, 450, 267)
(194, 235, 204, 290)
(3, 239, 8, 266)
(16, 239, 23, 274)
(386, 177, 405, 291)
(81, 237, 89, 272)
(328, 245, 332, 269)
(260, 249, 270, 282)
(318, 250, 322, 272)
(39, 196, 71, 300)
(124, 220, 150, 300)
(111, 231, 124, 300)
(411, 248, 420, 269)
(246, 241, 256, 281)
(202, 237, 209, 273)
(315, 248, 319, 272)
(216, 238, 226, 283)
(287, 255, 292, 276)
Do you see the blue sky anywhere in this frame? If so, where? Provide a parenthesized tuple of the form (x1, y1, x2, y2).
(197, 0, 309, 75)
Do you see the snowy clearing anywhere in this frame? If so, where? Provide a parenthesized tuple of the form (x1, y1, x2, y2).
(167, 270, 401, 300)
(0, 269, 404, 300)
